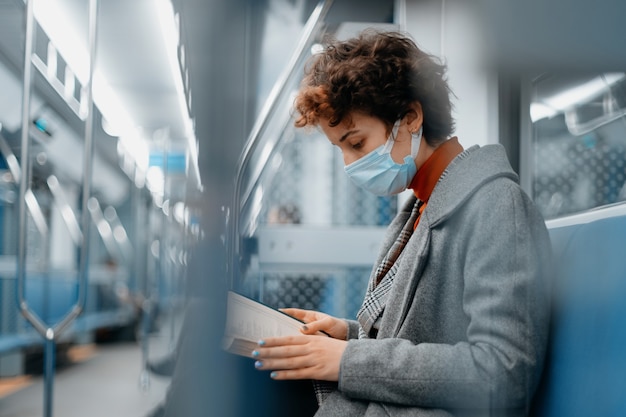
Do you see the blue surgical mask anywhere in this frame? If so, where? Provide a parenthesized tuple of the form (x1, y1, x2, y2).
(344, 119, 422, 196)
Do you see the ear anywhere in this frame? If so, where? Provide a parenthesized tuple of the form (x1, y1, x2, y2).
(404, 102, 423, 132)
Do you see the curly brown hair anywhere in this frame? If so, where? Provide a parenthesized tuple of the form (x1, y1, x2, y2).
(294, 30, 455, 145)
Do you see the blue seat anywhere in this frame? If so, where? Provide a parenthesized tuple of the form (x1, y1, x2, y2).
(0, 277, 136, 354)
(533, 212, 626, 416)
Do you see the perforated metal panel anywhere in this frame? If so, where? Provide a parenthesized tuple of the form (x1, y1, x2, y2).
(256, 268, 371, 319)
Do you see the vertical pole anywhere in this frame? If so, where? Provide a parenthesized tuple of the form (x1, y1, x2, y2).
(49, 0, 99, 337)
(139, 295, 151, 391)
(17, 0, 35, 332)
(160, 140, 169, 345)
(16, 2, 56, 415)
(139, 192, 152, 391)
(43, 335, 56, 417)
(74, 0, 99, 327)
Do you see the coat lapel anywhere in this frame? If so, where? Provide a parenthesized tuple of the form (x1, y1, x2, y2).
(380, 215, 432, 338)
(373, 198, 415, 267)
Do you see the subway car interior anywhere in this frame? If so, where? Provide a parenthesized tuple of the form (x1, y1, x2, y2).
(0, 0, 625, 416)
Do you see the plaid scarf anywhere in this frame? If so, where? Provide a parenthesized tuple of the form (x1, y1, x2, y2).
(357, 199, 423, 339)
(312, 199, 423, 405)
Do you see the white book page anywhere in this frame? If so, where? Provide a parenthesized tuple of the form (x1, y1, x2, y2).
(222, 291, 304, 357)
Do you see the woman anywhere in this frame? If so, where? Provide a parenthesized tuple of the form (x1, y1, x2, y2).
(251, 30, 551, 416)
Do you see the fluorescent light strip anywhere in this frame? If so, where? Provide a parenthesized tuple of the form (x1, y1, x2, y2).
(34, 0, 89, 84)
(34, 1, 137, 139)
(544, 74, 617, 111)
(531, 73, 626, 123)
(155, 0, 201, 188)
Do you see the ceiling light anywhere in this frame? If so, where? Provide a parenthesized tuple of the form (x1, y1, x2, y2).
(155, 0, 201, 188)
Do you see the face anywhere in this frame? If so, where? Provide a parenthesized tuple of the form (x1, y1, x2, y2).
(320, 112, 413, 166)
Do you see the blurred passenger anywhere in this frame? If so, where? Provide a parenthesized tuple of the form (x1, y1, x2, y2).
(251, 30, 552, 416)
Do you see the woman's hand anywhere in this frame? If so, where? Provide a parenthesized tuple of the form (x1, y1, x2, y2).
(252, 334, 347, 381)
(280, 308, 348, 340)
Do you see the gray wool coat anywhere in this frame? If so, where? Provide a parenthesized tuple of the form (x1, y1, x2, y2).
(315, 144, 552, 417)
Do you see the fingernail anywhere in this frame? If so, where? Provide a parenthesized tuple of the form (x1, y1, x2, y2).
(301, 325, 308, 331)
(251, 350, 259, 357)
(270, 372, 277, 379)
(257, 340, 266, 346)
(254, 361, 263, 369)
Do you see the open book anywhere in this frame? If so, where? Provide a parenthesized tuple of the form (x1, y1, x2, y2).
(222, 291, 306, 358)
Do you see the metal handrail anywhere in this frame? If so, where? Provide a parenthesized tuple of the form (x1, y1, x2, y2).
(237, 109, 294, 236)
(0, 133, 49, 237)
(58, 0, 98, 338)
(0, 132, 23, 182)
(16, 1, 99, 416)
(17, 0, 41, 337)
(228, 0, 334, 287)
(47, 175, 83, 246)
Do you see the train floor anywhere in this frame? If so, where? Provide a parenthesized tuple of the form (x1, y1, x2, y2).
(0, 335, 176, 417)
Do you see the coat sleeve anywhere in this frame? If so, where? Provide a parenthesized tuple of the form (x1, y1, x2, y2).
(336, 179, 552, 410)
(345, 319, 361, 340)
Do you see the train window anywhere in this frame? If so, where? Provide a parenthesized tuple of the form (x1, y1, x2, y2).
(530, 73, 626, 219)
(238, 128, 397, 318)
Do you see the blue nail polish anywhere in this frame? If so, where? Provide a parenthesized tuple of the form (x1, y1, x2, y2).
(254, 361, 263, 369)
(270, 372, 277, 379)
(252, 350, 259, 357)
(258, 340, 266, 346)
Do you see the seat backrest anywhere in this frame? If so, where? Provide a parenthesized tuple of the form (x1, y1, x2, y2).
(532, 211, 626, 416)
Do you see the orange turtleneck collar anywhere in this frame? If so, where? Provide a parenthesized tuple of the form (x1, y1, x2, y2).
(409, 136, 464, 228)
